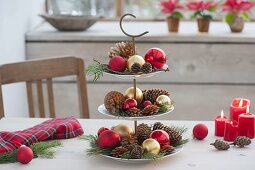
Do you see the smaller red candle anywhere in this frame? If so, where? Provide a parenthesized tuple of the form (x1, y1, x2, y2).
(230, 98, 250, 122)
(224, 120, 238, 142)
(215, 110, 228, 137)
(238, 107, 255, 139)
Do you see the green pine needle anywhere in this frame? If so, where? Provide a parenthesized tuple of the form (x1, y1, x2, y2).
(173, 138, 189, 147)
(0, 151, 17, 164)
(141, 152, 165, 160)
(84, 60, 107, 81)
(158, 104, 170, 113)
(0, 140, 62, 164)
(79, 135, 112, 156)
(31, 140, 62, 159)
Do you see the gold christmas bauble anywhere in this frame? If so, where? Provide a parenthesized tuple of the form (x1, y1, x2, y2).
(142, 139, 160, 155)
(127, 55, 145, 71)
(156, 95, 172, 109)
(124, 87, 143, 104)
(112, 124, 134, 137)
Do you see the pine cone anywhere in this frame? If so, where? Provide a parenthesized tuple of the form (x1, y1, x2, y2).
(104, 91, 125, 113)
(210, 140, 230, 150)
(137, 123, 151, 134)
(126, 107, 142, 117)
(153, 122, 165, 130)
(130, 145, 143, 159)
(141, 105, 159, 116)
(108, 41, 137, 59)
(137, 123, 151, 145)
(153, 122, 182, 146)
(111, 146, 129, 158)
(143, 89, 170, 103)
(131, 63, 141, 73)
(121, 135, 138, 148)
(141, 62, 153, 74)
(232, 136, 251, 148)
(160, 145, 175, 155)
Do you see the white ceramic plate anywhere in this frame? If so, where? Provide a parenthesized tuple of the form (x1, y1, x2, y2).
(104, 64, 169, 80)
(98, 104, 174, 120)
(100, 145, 183, 163)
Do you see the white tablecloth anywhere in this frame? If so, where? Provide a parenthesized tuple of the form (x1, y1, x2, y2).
(0, 118, 254, 170)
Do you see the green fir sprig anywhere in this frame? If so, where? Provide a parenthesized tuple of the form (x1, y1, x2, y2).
(79, 135, 112, 156)
(84, 59, 107, 81)
(0, 140, 62, 164)
(31, 140, 62, 158)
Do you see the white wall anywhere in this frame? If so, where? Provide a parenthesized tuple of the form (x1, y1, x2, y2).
(0, 0, 44, 117)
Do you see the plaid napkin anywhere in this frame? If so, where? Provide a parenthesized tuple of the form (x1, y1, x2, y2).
(0, 116, 84, 154)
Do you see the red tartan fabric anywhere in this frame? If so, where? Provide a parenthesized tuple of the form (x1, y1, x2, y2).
(0, 116, 84, 154)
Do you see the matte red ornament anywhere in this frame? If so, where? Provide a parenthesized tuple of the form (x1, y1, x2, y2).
(16, 145, 33, 164)
(149, 130, 170, 146)
(144, 48, 166, 69)
(123, 98, 137, 110)
(97, 130, 121, 149)
(97, 127, 110, 136)
(143, 100, 152, 108)
(108, 56, 127, 72)
(193, 123, 208, 140)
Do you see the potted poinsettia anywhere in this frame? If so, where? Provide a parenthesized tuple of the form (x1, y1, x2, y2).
(160, 0, 184, 32)
(187, 1, 218, 33)
(222, 0, 254, 33)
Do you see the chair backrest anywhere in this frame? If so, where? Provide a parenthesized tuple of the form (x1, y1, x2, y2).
(0, 56, 89, 119)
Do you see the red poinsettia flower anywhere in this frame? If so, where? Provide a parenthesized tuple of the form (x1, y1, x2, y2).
(161, 0, 184, 14)
(222, 0, 254, 13)
(187, 1, 217, 11)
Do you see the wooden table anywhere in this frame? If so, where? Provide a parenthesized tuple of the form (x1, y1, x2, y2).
(0, 118, 254, 170)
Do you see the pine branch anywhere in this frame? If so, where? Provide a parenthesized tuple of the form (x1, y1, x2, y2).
(31, 140, 62, 159)
(173, 138, 189, 147)
(0, 151, 17, 164)
(0, 140, 62, 164)
(84, 60, 107, 81)
(158, 104, 170, 113)
(79, 135, 112, 156)
(170, 125, 188, 135)
(141, 152, 165, 160)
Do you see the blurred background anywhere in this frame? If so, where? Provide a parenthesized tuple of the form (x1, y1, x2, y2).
(1, 0, 255, 120)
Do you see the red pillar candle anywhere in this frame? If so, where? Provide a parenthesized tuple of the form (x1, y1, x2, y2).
(230, 98, 250, 122)
(215, 110, 228, 137)
(238, 108, 255, 139)
(224, 120, 238, 142)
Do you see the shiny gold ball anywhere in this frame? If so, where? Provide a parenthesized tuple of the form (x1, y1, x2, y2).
(112, 124, 134, 137)
(124, 87, 143, 104)
(142, 139, 160, 155)
(127, 55, 145, 71)
(156, 95, 172, 109)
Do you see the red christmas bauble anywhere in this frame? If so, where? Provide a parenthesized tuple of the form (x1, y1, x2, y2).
(123, 98, 137, 110)
(193, 123, 208, 140)
(97, 130, 121, 149)
(144, 48, 166, 69)
(143, 100, 152, 108)
(149, 130, 170, 146)
(108, 56, 127, 72)
(16, 145, 33, 164)
(97, 127, 110, 136)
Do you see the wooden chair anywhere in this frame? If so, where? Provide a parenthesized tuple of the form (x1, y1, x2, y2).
(0, 56, 89, 119)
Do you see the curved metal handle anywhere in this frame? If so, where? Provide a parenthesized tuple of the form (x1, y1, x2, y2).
(119, 13, 149, 38)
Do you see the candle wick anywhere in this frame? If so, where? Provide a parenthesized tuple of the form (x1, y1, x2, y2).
(238, 99, 243, 107)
